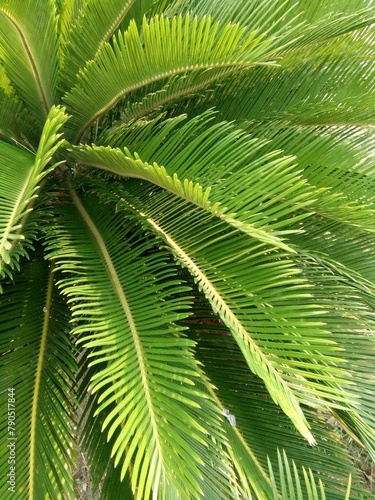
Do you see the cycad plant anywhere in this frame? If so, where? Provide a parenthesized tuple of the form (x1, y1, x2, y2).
(0, 0, 375, 498)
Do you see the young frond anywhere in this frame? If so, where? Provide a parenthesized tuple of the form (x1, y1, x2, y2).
(0, 105, 68, 283)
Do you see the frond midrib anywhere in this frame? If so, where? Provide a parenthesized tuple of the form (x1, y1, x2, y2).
(29, 263, 55, 499)
(71, 146, 294, 252)
(98, 0, 137, 53)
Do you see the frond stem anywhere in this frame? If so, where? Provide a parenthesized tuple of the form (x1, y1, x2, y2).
(28, 262, 55, 499)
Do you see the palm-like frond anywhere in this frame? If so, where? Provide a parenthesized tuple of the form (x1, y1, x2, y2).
(64, 13, 293, 142)
(89, 178, 365, 445)
(45, 190, 237, 499)
(267, 449, 352, 500)
(0, 105, 68, 283)
(0, 0, 59, 123)
(60, 0, 136, 87)
(70, 111, 319, 251)
(195, 40, 375, 129)
(105, 3, 375, 123)
(0, 253, 76, 499)
(0, 90, 40, 147)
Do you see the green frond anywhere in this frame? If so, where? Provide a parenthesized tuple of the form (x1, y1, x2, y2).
(102, 0, 375, 126)
(104, 70, 244, 124)
(44, 191, 237, 499)
(207, 50, 375, 129)
(60, 0, 136, 88)
(246, 125, 375, 234)
(71, 111, 321, 251)
(55, 0, 83, 63)
(192, 0, 375, 41)
(288, 258, 375, 458)
(0, 105, 68, 283)
(0, 0, 59, 123)
(71, 142, 296, 252)
(64, 13, 286, 142)
(118, 0, 173, 32)
(0, 253, 76, 499)
(267, 449, 352, 500)
(89, 178, 363, 445)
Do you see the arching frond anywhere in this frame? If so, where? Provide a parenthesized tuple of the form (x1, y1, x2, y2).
(45, 191, 237, 499)
(0, 254, 76, 499)
(64, 13, 287, 142)
(88, 179, 363, 445)
(0, 106, 68, 283)
(203, 49, 375, 129)
(267, 449, 352, 500)
(102, 5, 375, 123)
(70, 112, 321, 251)
(181, 295, 369, 499)
(192, 0, 375, 44)
(0, 0, 59, 123)
(55, 0, 83, 63)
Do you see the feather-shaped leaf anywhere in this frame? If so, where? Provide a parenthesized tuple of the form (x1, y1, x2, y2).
(267, 450, 352, 500)
(60, 0, 136, 87)
(0, 89, 40, 147)
(0, 105, 68, 282)
(0, 254, 76, 499)
(45, 190, 237, 499)
(70, 111, 320, 252)
(0, 0, 59, 123)
(88, 179, 362, 445)
(181, 296, 368, 498)
(64, 13, 285, 142)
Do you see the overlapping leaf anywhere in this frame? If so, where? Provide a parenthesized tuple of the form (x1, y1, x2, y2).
(45, 190, 236, 499)
(60, 0, 137, 87)
(70, 112, 319, 251)
(0, 254, 76, 499)
(181, 294, 370, 498)
(88, 178, 362, 445)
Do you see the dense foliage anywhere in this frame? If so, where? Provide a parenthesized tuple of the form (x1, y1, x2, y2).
(0, 1, 374, 498)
